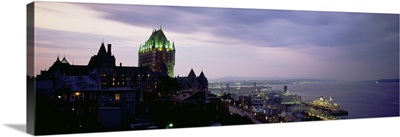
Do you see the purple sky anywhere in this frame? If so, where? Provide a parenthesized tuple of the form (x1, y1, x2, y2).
(33, 2, 399, 81)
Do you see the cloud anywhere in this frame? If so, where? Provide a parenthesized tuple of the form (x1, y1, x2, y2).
(86, 4, 399, 55)
(34, 2, 399, 80)
(34, 27, 140, 75)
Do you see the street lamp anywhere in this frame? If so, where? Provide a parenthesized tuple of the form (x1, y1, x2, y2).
(167, 123, 174, 129)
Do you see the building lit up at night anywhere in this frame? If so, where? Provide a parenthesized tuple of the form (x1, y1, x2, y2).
(139, 28, 175, 77)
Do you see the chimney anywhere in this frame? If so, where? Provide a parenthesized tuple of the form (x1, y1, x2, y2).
(107, 44, 112, 55)
(120, 62, 122, 67)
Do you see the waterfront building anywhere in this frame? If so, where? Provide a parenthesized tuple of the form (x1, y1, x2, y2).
(283, 85, 288, 94)
(281, 95, 302, 105)
(138, 28, 175, 77)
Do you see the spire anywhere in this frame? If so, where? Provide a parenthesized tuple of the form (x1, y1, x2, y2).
(172, 41, 175, 51)
(61, 56, 69, 64)
(55, 54, 61, 64)
(97, 42, 107, 55)
(143, 27, 169, 51)
(188, 68, 196, 78)
(199, 71, 206, 79)
(56, 54, 60, 61)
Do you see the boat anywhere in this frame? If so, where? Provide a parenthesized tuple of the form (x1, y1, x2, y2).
(306, 96, 340, 110)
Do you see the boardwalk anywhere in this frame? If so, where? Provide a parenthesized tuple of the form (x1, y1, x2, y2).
(228, 106, 262, 124)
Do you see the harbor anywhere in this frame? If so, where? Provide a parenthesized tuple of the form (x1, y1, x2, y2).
(217, 83, 350, 123)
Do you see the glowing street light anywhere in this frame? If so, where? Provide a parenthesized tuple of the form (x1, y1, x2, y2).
(167, 123, 174, 128)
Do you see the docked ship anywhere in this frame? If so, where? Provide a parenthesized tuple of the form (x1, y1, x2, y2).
(306, 96, 340, 110)
(305, 96, 348, 119)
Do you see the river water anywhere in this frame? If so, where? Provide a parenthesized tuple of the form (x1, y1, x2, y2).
(268, 82, 399, 119)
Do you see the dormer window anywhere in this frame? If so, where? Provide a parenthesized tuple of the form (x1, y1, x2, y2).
(78, 82, 86, 88)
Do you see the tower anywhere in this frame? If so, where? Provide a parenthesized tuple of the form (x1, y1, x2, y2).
(88, 42, 116, 69)
(283, 85, 289, 95)
(138, 28, 175, 77)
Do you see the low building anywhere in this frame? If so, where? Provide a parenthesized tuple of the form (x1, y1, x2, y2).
(281, 95, 302, 105)
(176, 69, 209, 100)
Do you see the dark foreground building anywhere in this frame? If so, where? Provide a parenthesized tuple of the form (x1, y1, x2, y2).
(36, 43, 158, 134)
(34, 28, 219, 135)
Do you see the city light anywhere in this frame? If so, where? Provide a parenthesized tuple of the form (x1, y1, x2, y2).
(167, 123, 174, 128)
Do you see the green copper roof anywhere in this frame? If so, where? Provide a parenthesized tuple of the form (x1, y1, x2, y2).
(139, 29, 175, 53)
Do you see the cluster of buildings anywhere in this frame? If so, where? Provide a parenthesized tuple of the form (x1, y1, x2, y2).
(221, 85, 303, 122)
(218, 84, 347, 123)
(35, 28, 212, 133)
(32, 27, 349, 135)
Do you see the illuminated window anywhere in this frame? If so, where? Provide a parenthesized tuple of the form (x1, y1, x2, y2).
(113, 78, 115, 81)
(115, 93, 120, 101)
(112, 82, 115, 86)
